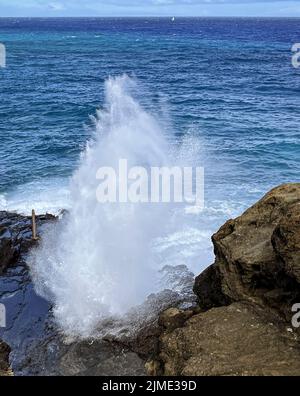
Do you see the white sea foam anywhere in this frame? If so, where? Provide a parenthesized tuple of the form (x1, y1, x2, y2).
(0, 178, 71, 216)
(28, 75, 176, 336)
(26, 75, 238, 337)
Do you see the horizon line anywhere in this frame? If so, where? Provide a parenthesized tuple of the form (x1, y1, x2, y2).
(0, 15, 300, 19)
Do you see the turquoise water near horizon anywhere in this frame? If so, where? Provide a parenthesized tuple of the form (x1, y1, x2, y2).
(0, 17, 299, 271)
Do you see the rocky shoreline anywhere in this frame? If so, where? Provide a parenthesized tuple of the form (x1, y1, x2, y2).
(0, 183, 299, 376)
(150, 183, 300, 375)
(0, 210, 194, 375)
(0, 211, 57, 375)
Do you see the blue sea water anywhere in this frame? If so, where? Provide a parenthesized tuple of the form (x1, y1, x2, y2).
(0, 17, 299, 271)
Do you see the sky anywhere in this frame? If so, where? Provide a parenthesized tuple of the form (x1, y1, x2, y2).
(0, 0, 300, 17)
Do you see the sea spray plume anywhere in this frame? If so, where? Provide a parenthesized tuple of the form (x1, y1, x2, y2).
(29, 75, 172, 337)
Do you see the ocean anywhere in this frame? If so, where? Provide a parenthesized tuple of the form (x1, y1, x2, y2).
(0, 17, 299, 281)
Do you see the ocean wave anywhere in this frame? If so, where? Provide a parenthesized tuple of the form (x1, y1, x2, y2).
(0, 178, 71, 216)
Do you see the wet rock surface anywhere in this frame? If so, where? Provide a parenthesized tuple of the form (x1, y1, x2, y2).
(0, 211, 146, 375)
(0, 211, 194, 376)
(0, 211, 56, 375)
(156, 184, 300, 376)
(0, 211, 56, 274)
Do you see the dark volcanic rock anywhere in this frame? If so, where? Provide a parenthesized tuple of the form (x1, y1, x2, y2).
(16, 334, 147, 376)
(0, 211, 56, 274)
(193, 264, 231, 310)
(0, 211, 57, 376)
(156, 183, 300, 376)
(0, 340, 11, 375)
(0, 231, 15, 275)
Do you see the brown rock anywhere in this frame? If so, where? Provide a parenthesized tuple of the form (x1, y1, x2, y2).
(158, 308, 194, 332)
(194, 183, 300, 317)
(193, 264, 231, 310)
(158, 184, 300, 376)
(159, 302, 300, 376)
(0, 340, 11, 376)
(272, 203, 300, 283)
(145, 360, 161, 376)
